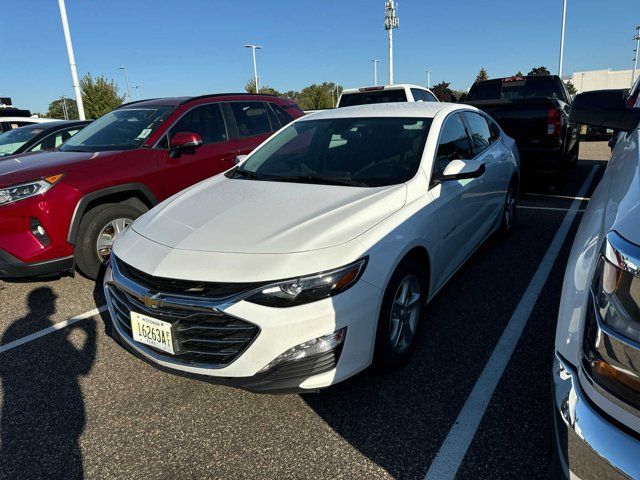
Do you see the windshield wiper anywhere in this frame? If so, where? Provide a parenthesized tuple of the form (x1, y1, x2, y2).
(261, 174, 366, 187)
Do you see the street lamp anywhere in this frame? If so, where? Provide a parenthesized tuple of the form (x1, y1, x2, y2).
(558, 0, 567, 77)
(57, 0, 85, 120)
(134, 85, 141, 101)
(244, 44, 262, 93)
(632, 26, 640, 86)
(371, 59, 380, 86)
(426, 69, 431, 89)
(118, 66, 132, 102)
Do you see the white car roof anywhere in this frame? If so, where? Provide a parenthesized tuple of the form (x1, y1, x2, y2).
(299, 102, 467, 120)
(0, 117, 56, 123)
(341, 84, 433, 94)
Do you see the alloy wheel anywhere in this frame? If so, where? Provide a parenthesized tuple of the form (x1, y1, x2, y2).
(389, 274, 422, 354)
(96, 217, 133, 262)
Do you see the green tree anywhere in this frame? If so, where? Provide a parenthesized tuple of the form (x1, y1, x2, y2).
(475, 68, 489, 83)
(565, 80, 577, 95)
(46, 98, 79, 120)
(527, 66, 551, 76)
(514, 70, 524, 77)
(244, 78, 281, 96)
(80, 74, 124, 119)
(296, 82, 341, 110)
(431, 81, 456, 102)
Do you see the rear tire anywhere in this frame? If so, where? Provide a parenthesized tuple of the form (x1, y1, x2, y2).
(74, 203, 143, 280)
(373, 257, 427, 371)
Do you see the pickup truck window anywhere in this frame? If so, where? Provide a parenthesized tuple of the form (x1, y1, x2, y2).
(338, 89, 407, 107)
(468, 77, 561, 102)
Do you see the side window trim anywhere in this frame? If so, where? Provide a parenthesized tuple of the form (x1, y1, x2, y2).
(152, 101, 228, 149)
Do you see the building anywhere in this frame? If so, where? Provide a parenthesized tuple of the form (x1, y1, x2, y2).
(563, 69, 636, 93)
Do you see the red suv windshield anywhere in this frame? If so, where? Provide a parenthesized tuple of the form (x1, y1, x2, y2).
(60, 106, 174, 152)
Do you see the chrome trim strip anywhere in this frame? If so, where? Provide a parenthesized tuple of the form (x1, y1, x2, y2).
(604, 231, 640, 276)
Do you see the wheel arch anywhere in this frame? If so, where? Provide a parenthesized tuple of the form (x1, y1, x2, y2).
(67, 183, 157, 245)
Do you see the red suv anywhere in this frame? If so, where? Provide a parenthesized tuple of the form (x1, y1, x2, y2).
(0, 94, 304, 279)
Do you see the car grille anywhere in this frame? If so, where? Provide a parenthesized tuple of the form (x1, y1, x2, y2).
(114, 256, 265, 300)
(107, 282, 260, 368)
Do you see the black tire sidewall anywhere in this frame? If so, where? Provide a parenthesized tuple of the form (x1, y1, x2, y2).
(74, 203, 143, 280)
(373, 257, 427, 371)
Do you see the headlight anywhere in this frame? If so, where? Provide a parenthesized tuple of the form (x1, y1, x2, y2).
(582, 231, 640, 410)
(593, 233, 640, 343)
(246, 258, 367, 307)
(0, 174, 64, 206)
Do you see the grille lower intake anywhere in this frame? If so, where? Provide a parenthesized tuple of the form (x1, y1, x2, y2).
(107, 283, 260, 367)
(114, 256, 265, 300)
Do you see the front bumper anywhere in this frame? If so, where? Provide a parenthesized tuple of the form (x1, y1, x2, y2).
(552, 352, 640, 480)
(103, 262, 381, 393)
(0, 249, 73, 278)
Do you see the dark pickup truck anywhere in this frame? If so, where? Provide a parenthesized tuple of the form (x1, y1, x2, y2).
(466, 75, 579, 172)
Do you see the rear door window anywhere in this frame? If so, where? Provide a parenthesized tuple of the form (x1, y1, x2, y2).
(462, 112, 493, 156)
(268, 103, 294, 129)
(229, 101, 272, 138)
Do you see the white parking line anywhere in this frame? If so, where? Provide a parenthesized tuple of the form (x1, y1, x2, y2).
(424, 164, 600, 480)
(0, 306, 106, 354)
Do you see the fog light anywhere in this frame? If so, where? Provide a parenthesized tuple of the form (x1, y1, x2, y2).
(30, 218, 50, 246)
(259, 328, 346, 372)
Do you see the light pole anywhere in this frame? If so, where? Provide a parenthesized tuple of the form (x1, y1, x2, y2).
(371, 59, 380, 86)
(118, 66, 132, 102)
(57, 0, 85, 120)
(426, 69, 431, 89)
(558, 0, 567, 77)
(633, 26, 640, 86)
(134, 85, 141, 101)
(244, 44, 262, 93)
(384, 0, 399, 85)
(61, 95, 69, 120)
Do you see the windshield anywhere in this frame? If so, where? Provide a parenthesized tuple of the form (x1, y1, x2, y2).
(234, 117, 432, 187)
(0, 125, 43, 157)
(60, 107, 174, 152)
(467, 77, 560, 101)
(338, 89, 407, 107)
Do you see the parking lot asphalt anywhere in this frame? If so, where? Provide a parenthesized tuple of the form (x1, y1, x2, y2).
(0, 142, 609, 480)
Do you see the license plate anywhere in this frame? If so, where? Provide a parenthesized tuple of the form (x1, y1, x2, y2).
(130, 311, 175, 354)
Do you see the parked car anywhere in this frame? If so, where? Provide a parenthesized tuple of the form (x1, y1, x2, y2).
(0, 116, 56, 133)
(0, 94, 304, 280)
(337, 84, 439, 107)
(466, 75, 579, 173)
(553, 81, 640, 479)
(104, 102, 519, 393)
(0, 120, 90, 158)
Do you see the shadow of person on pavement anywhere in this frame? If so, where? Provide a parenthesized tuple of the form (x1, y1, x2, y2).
(0, 287, 96, 480)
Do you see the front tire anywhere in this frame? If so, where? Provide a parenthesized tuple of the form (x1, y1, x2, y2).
(74, 203, 143, 280)
(373, 257, 427, 370)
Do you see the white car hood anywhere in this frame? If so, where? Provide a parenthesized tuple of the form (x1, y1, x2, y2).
(132, 175, 407, 254)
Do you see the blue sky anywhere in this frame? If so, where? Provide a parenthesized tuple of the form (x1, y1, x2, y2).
(3, 0, 638, 113)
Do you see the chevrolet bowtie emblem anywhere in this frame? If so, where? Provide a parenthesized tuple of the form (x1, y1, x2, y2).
(142, 294, 161, 309)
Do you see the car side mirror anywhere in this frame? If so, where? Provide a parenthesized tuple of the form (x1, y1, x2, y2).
(169, 132, 203, 158)
(440, 159, 485, 182)
(235, 155, 248, 165)
(570, 89, 640, 133)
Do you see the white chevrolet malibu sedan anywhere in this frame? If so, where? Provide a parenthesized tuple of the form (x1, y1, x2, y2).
(104, 102, 519, 393)
(553, 82, 640, 478)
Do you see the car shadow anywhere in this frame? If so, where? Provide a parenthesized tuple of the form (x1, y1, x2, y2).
(0, 287, 96, 480)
